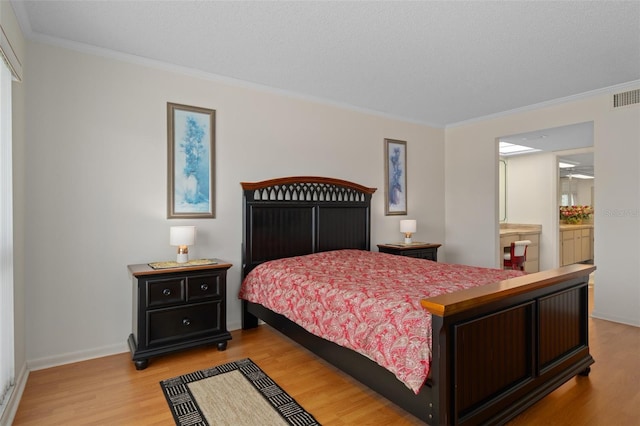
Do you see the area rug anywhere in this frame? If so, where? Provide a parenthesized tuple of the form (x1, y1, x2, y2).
(160, 358, 321, 426)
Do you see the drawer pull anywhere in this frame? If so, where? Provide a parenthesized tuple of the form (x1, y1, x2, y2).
(162, 288, 171, 296)
(182, 318, 191, 326)
(200, 283, 209, 291)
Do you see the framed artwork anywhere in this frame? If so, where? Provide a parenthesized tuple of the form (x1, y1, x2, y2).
(384, 138, 407, 215)
(167, 103, 216, 218)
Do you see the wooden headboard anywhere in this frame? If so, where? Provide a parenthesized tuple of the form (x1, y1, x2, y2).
(241, 176, 377, 278)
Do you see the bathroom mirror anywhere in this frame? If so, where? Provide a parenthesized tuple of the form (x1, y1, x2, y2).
(499, 159, 506, 222)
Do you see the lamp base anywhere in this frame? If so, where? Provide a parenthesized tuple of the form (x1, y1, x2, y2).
(404, 237, 413, 244)
(176, 253, 189, 263)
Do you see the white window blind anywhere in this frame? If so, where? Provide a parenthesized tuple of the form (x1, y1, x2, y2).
(0, 57, 15, 413)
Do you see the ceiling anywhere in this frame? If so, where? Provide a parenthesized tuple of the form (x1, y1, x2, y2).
(499, 122, 595, 178)
(11, 1, 640, 127)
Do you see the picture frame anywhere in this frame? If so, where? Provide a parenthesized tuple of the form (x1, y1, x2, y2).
(384, 138, 407, 215)
(167, 103, 216, 219)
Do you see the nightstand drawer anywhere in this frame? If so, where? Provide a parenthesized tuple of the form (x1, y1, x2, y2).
(402, 249, 437, 261)
(146, 278, 185, 307)
(147, 301, 221, 346)
(187, 274, 221, 301)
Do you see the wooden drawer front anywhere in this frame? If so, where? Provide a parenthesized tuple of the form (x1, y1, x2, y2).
(146, 278, 185, 308)
(187, 274, 221, 301)
(147, 301, 221, 346)
(403, 249, 436, 261)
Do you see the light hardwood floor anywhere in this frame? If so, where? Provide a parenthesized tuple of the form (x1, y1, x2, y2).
(12, 288, 640, 425)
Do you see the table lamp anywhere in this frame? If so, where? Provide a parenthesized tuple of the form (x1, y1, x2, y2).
(400, 220, 417, 244)
(170, 226, 195, 263)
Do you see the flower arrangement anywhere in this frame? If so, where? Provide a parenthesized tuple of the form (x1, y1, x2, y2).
(560, 205, 593, 224)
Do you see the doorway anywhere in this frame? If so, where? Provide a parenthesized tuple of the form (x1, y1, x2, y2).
(498, 121, 594, 271)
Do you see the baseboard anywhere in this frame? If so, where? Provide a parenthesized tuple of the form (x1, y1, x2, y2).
(27, 342, 129, 371)
(228, 319, 242, 332)
(591, 311, 640, 327)
(0, 363, 29, 425)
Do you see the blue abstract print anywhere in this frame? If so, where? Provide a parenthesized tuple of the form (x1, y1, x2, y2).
(174, 110, 210, 213)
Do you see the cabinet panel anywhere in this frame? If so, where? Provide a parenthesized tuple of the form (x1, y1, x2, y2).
(525, 236, 539, 261)
(500, 235, 519, 248)
(581, 229, 592, 262)
(560, 228, 593, 265)
(524, 260, 539, 273)
(520, 233, 540, 273)
(574, 232, 583, 263)
(561, 231, 575, 266)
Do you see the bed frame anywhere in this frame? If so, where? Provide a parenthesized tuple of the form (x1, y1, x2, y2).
(240, 176, 595, 425)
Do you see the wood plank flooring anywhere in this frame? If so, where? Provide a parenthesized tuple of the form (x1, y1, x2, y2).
(12, 288, 640, 425)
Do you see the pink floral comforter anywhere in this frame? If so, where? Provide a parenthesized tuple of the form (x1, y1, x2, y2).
(239, 249, 524, 393)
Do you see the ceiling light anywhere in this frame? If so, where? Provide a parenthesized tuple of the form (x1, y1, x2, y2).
(568, 174, 594, 179)
(521, 135, 548, 141)
(499, 142, 541, 156)
(559, 162, 578, 168)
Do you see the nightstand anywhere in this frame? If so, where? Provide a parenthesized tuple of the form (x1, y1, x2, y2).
(377, 243, 442, 261)
(127, 261, 232, 370)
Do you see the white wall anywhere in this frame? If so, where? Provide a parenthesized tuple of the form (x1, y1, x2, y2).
(576, 179, 594, 206)
(23, 41, 445, 367)
(445, 89, 640, 326)
(593, 103, 640, 326)
(442, 130, 499, 267)
(560, 177, 594, 206)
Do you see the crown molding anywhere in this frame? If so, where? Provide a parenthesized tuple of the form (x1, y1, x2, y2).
(25, 30, 441, 129)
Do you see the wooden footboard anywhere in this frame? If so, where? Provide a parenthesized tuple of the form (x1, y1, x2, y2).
(423, 263, 595, 425)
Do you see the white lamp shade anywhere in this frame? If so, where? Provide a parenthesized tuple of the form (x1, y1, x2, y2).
(400, 220, 417, 234)
(169, 226, 196, 246)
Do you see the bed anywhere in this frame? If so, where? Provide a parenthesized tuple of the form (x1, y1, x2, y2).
(240, 176, 595, 425)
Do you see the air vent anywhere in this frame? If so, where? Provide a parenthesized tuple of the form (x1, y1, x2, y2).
(613, 89, 640, 108)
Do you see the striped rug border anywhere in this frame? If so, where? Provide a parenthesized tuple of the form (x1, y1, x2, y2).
(160, 358, 321, 426)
